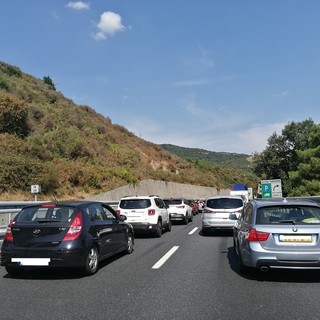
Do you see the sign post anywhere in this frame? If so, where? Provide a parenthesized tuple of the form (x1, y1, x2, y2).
(261, 179, 282, 198)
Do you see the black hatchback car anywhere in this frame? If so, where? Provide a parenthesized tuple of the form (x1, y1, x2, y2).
(0, 201, 134, 276)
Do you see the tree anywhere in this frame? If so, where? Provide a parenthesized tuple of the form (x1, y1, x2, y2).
(288, 125, 320, 196)
(252, 119, 316, 196)
(43, 75, 56, 91)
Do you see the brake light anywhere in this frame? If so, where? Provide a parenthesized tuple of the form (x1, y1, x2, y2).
(177, 205, 185, 209)
(41, 203, 56, 208)
(116, 210, 121, 215)
(4, 220, 13, 242)
(63, 212, 82, 241)
(203, 209, 212, 214)
(247, 228, 269, 242)
(148, 209, 155, 216)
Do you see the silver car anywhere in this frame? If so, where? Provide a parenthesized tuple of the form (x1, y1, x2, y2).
(233, 198, 320, 273)
(201, 196, 244, 235)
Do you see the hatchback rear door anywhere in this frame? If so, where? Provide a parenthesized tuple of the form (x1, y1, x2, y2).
(11, 204, 76, 247)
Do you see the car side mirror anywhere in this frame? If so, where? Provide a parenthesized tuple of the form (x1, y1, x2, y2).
(119, 214, 127, 221)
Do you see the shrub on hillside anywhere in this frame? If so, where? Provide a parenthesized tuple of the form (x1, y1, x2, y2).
(0, 92, 29, 137)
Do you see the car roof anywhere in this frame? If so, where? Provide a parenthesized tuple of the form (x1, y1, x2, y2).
(206, 195, 243, 200)
(120, 195, 158, 200)
(251, 198, 320, 209)
(21, 200, 107, 208)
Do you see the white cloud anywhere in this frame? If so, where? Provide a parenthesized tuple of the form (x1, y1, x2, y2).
(173, 78, 210, 87)
(94, 11, 125, 41)
(66, 1, 90, 10)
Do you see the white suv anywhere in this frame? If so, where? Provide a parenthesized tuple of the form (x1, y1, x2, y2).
(163, 198, 193, 224)
(116, 195, 171, 237)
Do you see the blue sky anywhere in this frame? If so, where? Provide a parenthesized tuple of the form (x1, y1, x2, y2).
(1, 1, 320, 154)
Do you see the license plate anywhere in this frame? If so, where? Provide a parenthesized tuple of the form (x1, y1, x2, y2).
(279, 235, 312, 243)
(11, 258, 51, 266)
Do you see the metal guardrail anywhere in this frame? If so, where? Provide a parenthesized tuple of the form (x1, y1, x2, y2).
(0, 209, 22, 239)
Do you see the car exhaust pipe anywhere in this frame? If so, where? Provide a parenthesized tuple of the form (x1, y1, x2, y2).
(259, 265, 270, 272)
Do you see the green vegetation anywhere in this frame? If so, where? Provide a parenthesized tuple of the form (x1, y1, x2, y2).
(0, 61, 259, 200)
(160, 144, 252, 169)
(253, 119, 320, 196)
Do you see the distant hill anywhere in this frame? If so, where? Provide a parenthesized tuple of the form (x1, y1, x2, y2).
(160, 144, 252, 170)
(0, 61, 259, 200)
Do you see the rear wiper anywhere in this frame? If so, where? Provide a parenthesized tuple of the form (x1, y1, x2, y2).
(278, 220, 296, 224)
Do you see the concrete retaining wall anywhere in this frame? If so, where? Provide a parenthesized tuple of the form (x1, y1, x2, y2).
(88, 179, 231, 201)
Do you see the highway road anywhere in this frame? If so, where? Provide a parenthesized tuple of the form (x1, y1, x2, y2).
(1, 214, 320, 320)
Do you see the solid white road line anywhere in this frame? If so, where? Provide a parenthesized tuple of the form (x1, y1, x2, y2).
(188, 227, 198, 235)
(152, 246, 179, 269)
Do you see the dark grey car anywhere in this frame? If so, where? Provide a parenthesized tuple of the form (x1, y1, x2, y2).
(233, 198, 320, 273)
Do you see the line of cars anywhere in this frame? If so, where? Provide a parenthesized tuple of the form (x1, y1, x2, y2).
(0, 195, 196, 277)
(3, 194, 320, 277)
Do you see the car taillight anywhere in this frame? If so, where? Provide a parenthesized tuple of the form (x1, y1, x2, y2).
(247, 228, 269, 242)
(148, 209, 155, 215)
(177, 205, 185, 209)
(116, 210, 121, 215)
(202, 209, 212, 214)
(63, 212, 82, 241)
(4, 220, 13, 242)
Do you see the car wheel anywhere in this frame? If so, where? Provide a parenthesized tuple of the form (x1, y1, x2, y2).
(5, 265, 24, 276)
(125, 233, 134, 254)
(183, 215, 188, 225)
(154, 219, 162, 237)
(237, 248, 251, 274)
(83, 246, 99, 276)
(165, 218, 172, 232)
(233, 236, 237, 253)
(189, 213, 193, 222)
(202, 229, 208, 236)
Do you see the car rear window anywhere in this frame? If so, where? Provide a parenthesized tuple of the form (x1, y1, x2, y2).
(16, 205, 76, 223)
(206, 198, 243, 209)
(120, 199, 151, 209)
(256, 206, 320, 224)
(163, 199, 182, 205)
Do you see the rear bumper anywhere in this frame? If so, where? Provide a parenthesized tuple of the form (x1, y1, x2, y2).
(202, 220, 236, 230)
(170, 214, 186, 221)
(1, 246, 87, 268)
(242, 243, 320, 269)
(127, 222, 158, 233)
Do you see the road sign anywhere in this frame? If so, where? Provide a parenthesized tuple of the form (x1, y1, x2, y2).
(261, 179, 282, 198)
(31, 185, 41, 194)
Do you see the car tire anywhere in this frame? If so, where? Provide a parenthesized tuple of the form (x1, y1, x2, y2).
(5, 265, 24, 276)
(202, 229, 208, 236)
(165, 218, 172, 232)
(125, 233, 134, 254)
(83, 246, 99, 276)
(154, 219, 162, 237)
(237, 248, 251, 274)
(183, 215, 188, 225)
(189, 213, 193, 222)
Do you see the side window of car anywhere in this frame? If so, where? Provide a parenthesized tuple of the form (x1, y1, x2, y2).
(243, 204, 253, 223)
(102, 205, 117, 220)
(88, 204, 105, 221)
(155, 198, 164, 209)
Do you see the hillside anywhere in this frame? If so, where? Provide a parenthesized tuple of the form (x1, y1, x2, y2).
(0, 61, 259, 200)
(160, 144, 252, 169)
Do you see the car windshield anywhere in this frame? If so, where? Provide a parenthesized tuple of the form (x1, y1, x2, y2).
(256, 206, 320, 224)
(164, 199, 182, 205)
(16, 205, 76, 223)
(206, 198, 243, 209)
(120, 199, 151, 209)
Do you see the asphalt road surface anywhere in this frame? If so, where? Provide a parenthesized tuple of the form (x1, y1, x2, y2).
(1, 214, 320, 320)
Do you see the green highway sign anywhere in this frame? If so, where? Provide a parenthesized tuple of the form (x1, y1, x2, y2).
(261, 179, 282, 198)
